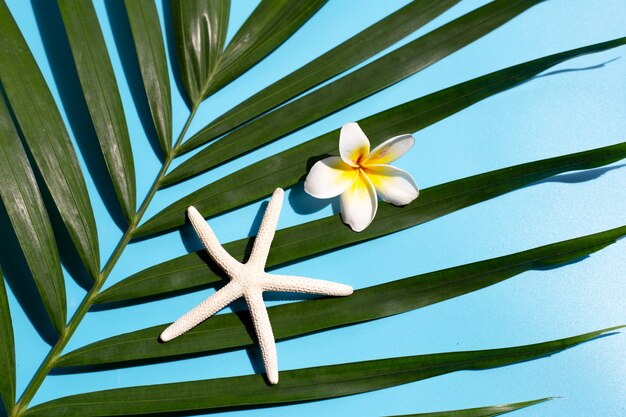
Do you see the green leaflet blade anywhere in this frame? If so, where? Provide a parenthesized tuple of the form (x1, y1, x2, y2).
(125, 0, 172, 157)
(0, 0, 100, 279)
(385, 398, 553, 417)
(172, 0, 229, 108)
(25, 327, 621, 417)
(152, 37, 626, 221)
(180, 0, 462, 154)
(60, 225, 626, 368)
(174, 0, 542, 179)
(102, 142, 626, 304)
(207, 0, 328, 96)
(0, 269, 15, 415)
(0, 94, 66, 335)
(58, 0, 136, 223)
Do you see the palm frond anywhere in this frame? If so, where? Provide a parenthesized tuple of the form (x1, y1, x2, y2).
(172, 0, 230, 108)
(0, 1, 622, 416)
(23, 328, 620, 417)
(154, 37, 626, 208)
(385, 397, 553, 417)
(208, 0, 329, 95)
(0, 0, 99, 279)
(59, 225, 625, 369)
(58, 0, 136, 223)
(124, 0, 172, 158)
(179, 0, 462, 152)
(0, 93, 65, 334)
(0, 268, 15, 415)
(100, 142, 626, 303)
(173, 0, 542, 177)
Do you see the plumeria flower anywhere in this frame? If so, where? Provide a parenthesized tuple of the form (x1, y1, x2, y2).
(304, 122, 419, 232)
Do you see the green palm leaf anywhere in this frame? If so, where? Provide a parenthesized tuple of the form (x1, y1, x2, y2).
(59, 225, 626, 368)
(173, 0, 542, 178)
(0, 0, 100, 279)
(154, 37, 626, 214)
(100, 142, 626, 304)
(172, 0, 230, 108)
(0, 269, 15, 415)
(0, 94, 66, 335)
(172, 0, 331, 110)
(0, 1, 622, 416)
(178, 0, 462, 154)
(387, 398, 553, 417)
(58, 0, 136, 223)
(124, 0, 172, 158)
(206, 0, 329, 96)
(24, 328, 620, 417)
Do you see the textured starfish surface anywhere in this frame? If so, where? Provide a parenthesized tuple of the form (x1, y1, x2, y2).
(160, 188, 353, 384)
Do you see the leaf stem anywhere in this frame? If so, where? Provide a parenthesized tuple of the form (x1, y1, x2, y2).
(13, 105, 199, 415)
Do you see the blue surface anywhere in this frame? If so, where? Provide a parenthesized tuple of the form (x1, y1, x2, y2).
(2, 0, 625, 416)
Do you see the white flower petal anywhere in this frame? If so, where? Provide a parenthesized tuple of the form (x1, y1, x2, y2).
(339, 122, 370, 167)
(340, 171, 378, 232)
(364, 134, 415, 165)
(364, 164, 419, 206)
(304, 157, 358, 199)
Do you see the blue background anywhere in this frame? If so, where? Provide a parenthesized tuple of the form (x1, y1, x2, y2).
(2, 0, 625, 416)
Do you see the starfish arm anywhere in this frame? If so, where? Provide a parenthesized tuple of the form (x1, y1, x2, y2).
(160, 282, 242, 342)
(247, 188, 284, 268)
(263, 273, 353, 297)
(188, 206, 241, 274)
(245, 291, 279, 385)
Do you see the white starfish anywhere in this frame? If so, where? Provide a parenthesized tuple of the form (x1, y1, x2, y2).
(160, 188, 353, 384)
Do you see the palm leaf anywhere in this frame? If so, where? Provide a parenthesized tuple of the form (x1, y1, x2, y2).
(172, 0, 230, 108)
(24, 327, 620, 417)
(1, 2, 623, 416)
(99, 142, 626, 304)
(179, 0, 462, 153)
(0, 269, 15, 415)
(386, 398, 553, 417)
(124, 0, 172, 158)
(175, 0, 542, 176)
(0, 93, 66, 335)
(0, 0, 100, 279)
(206, 0, 329, 96)
(59, 225, 626, 368)
(157, 37, 626, 207)
(57, 0, 136, 223)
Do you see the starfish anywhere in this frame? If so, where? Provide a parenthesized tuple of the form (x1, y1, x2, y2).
(160, 188, 353, 384)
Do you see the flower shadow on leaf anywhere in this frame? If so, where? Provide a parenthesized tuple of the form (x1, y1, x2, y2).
(288, 154, 341, 215)
(288, 182, 340, 216)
